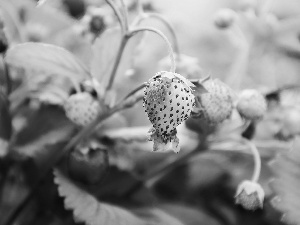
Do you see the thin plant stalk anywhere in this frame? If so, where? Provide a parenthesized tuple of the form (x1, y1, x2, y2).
(145, 13, 180, 58)
(242, 138, 261, 182)
(129, 27, 176, 73)
(105, 0, 125, 33)
(105, 35, 129, 92)
(120, 0, 129, 31)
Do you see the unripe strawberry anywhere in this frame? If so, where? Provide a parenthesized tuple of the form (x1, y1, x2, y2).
(235, 180, 264, 210)
(236, 89, 267, 121)
(64, 92, 102, 126)
(68, 144, 109, 185)
(214, 8, 237, 29)
(193, 78, 233, 125)
(143, 71, 195, 152)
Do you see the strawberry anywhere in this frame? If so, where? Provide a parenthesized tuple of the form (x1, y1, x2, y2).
(214, 8, 237, 29)
(236, 89, 267, 121)
(193, 78, 233, 125)
(235, 180, 264, 210)
(64, 92, 102, 126)
(143, 71, 195, 152)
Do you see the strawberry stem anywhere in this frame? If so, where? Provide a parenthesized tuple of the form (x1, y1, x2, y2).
(105, 35, 129, 92)
(144, 13, 180, 59)
(242, 138, 261, 182)
(129, 27, 176, 73)
(120, 0, 129, 31)
(105, 0, 126, 34)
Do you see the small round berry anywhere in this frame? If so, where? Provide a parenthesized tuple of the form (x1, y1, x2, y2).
(143, 71, 195, 152)
(236, 89, 267, 121)
(64, 92, 102, 126)
(235, 180, 264, 210)
(144, 71, 195, 138)
(193, 78, 234, 125)
(213, 8, 237, 29)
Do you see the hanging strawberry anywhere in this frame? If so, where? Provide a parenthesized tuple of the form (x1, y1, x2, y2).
(143, 71, 195, 153)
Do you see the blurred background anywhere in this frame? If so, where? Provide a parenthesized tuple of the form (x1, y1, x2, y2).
(0, 0, 300, 225)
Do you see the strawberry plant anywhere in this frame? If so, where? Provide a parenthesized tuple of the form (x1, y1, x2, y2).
(1, 0, 300, 225)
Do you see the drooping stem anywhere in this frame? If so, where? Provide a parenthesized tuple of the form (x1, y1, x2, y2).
(105, 0, 125, 33)
(105, 36, 129, 92)
(129, 27, 176, 73)
(145, 13, 180, 58)
(242, 138, 261, 182)
(120, 0, 129, 31)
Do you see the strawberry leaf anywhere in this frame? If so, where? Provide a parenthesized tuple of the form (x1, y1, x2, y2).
(269, 137, 300, 224)
(54, 169, 184, 225)
(5, 42, 90, 81)
(54, 169, 144, 225)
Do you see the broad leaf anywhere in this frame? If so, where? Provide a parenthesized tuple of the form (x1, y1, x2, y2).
(54, 169, 184, 225)
(5, 42, 90, 81)
(269, 137, 300, 224)
(54, 169, 144, 225)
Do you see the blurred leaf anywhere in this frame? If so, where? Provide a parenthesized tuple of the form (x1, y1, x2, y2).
(124, 32, 146, 78)
(158, 204, 220, 225)
(269, 137, 300, 224)
(91, 27, 121, 85)
(54, 169, 143, 225)
(0, 93, 12, 157)
(91, 27, 145, 89)
(0, 0, 25, 42)
(54, 169, 184, 225)
(5, 42, 90, 81)
(103, 126, 149, 143)
(0, 93, 12, 140)
(10, 104, 75, 159)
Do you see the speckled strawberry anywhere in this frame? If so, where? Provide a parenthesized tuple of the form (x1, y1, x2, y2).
(193, 77, 234, 125)
(64, 92, 102, 126)
(143, 71, 195, 152)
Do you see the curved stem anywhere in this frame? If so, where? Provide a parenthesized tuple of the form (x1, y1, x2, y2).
(105, 35, 129, 92)
(129, 27, 176, 73)
(146, 13, 180, 57)
(120, 0, 129, 31)
(105, 0, 125, 33)
(242, 138, 261, 182)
